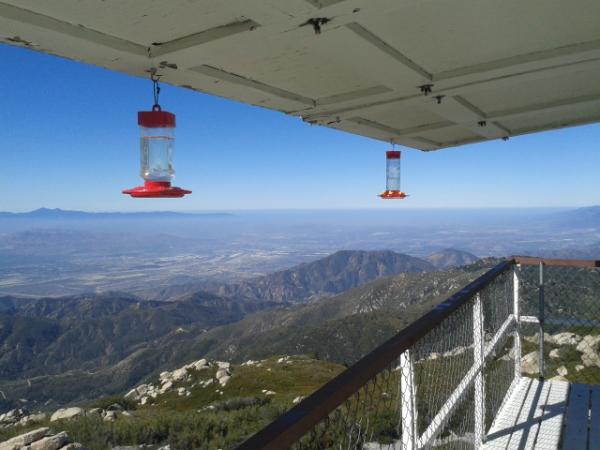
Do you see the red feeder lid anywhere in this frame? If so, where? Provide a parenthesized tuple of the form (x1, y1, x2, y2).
(379, 190, 408, 199)
(386, 150, 401, 159)
(138, 105, 176, 128)
(123, 181, 191, 198)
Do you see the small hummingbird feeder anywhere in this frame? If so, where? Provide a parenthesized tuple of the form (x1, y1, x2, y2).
(379, 148, 408, 199)
(123, 71, 191, 198)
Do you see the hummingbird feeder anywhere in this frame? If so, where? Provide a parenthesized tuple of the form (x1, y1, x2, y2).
(123, 72, 191, 198)
(379, 149, 408, 199)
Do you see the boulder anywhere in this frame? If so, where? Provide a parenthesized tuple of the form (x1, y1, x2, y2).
(103, 411, 116, 422)
(170, 368, 187, 382)
(106, 403, 123, 412)
(575, 364, 585, 372)
(581, 352, 600, 368)
(19, 412, 46, 426)
(549, 348, 561, 359)
(548, 332, 582, 346)
(0, 427, 49, 450)
(124, 389, 137, 399)
(192, 359, 209, 370)
(556, 366, 568, 377)
(524, 333, 551, 344)
(218, 376, 231, 387)
(521, 351, 539, 375)
(29, 431, 70, 450)
(548, 375, 568, 382)
(159, 371, 170, 381)
(135, 385, 149, 396)
(576, 335, 600, 367)
(215, 369, 229, 380)
(216, 362, 230, 370)
(0, 409, 28, 423)
(50, 407, 84, 422)
(159, 381, 173, 393)
(292, 396, 304, 404)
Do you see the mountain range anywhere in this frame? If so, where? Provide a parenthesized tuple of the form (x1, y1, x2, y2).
(0, 248, 479, 410)
(210, 250, 435, 304)
(0, 208, 231, 220)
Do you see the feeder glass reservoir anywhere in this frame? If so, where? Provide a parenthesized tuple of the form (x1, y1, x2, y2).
(139, 109, 175, 182)
(385, 150, 401, 191)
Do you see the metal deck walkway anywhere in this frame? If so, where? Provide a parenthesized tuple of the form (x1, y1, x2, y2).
(484, 378, 600, 450)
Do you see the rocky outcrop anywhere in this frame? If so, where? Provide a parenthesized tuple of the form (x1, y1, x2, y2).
(0, 428, 86, 450)
(576, 335, 600, 367)
(548, 332, 582, 346)
(556, 366, 568, 377)
(50, 408, 84, 422)
(0, 409, 46, 429)
(524, 332, 582, 346)
(111, 446, 170, 450)
(125, 358, 234, 404)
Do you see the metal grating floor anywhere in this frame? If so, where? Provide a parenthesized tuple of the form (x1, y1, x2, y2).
(484, 377, 600, 450)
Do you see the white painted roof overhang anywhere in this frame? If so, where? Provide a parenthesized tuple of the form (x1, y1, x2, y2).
(2, 0, 600, 150)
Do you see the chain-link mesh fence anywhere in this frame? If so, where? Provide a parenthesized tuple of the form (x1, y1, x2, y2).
(412, 298, 475, 449)
(518, 263, 600, 385)
(284, 262, 517, 450)
(290, 361, 401, 450)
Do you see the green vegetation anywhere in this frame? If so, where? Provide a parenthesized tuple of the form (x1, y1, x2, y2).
(0, 356, 345, 449)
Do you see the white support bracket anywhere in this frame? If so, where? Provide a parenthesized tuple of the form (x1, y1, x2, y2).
(473, 293, 486, 448)
(513, 264, 522, 379)
(400, 349, 417, 450)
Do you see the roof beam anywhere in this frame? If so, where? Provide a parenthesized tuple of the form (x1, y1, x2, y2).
(345, 23, 432, 81)
(437, 113, 600, 149)
(150, 20, 259, 58)
(486, 93, 600, 121)
(0, 1, 147, 56)
(304, 58, 600, 120)
(316, 85, 392, 106)
(344, 117, 440, 150)
(434, 37, 600, 82)
(423, 96, 509, 139)
(190, 65, 315, 106)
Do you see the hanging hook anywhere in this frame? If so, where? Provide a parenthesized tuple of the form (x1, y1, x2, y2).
(148, 68, 161, 109)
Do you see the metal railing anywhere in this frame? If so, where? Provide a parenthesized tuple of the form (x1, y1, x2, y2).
(237, 257, 600, 450)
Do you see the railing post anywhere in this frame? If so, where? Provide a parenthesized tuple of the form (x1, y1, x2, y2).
(513, 264, 522, 379)
(400, 349, 417, 450)
(473, 293, 486, 448)
(538, 262, 545, 380)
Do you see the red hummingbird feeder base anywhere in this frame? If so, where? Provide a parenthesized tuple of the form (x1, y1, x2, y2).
(378, 190, 408, 199)
(123, 181, 192, 198)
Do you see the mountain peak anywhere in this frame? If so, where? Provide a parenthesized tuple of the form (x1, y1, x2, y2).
(426, 248, 479, 269)
(215, 250, 434, 304)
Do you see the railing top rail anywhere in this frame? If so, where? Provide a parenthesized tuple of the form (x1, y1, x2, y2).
(512, 256, 600, 267)
(236, 259, 513, 450)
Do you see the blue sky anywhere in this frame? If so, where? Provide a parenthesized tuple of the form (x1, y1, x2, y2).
(2, 43, 599, 212)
